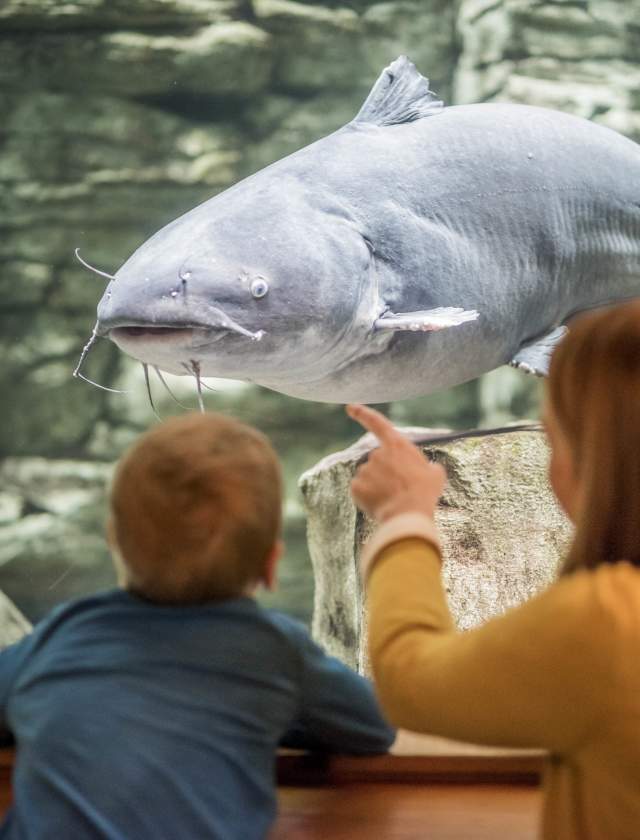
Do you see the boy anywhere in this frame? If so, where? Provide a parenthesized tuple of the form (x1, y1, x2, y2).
(0, 413, 394, 839)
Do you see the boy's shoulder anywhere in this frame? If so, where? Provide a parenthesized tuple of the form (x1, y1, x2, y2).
(254, 604, 314, 649)
(23, 592, 317, 668)
(31, 590, 311, 643)
(17, 589, 132, 647)
(259, 604, 305, 632)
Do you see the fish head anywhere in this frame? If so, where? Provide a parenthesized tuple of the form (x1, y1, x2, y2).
(96, 183, 375, 385)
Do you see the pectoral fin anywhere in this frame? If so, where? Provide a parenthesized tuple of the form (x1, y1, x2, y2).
(374, 307, 479, 332)
(510, 326, 567, 376)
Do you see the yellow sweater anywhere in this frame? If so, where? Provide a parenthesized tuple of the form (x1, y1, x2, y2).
(367, 534, 640, 840)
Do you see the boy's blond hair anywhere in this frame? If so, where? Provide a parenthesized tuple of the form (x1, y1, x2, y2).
(109, 412, 282, 603)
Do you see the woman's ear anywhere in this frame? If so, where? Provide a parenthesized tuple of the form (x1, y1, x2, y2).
(262, 540, 284, 591)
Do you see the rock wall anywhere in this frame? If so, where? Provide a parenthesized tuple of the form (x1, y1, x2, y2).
(0, 592, 31, 649)
(2, 0, 639, 460)
(300, 426, 572, 672)
(0, 457, 115, 620)
(456, 0, 640, 140)
(1, 0, 638, 623)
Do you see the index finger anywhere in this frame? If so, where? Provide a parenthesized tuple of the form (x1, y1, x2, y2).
(346, 403, 404, 446)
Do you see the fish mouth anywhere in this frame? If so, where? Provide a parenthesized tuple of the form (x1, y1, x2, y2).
(110, 325, 211, 343)
(101, 319, 265, 345)
(103, 325, 220, 353)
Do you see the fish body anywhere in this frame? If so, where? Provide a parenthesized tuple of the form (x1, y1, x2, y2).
(96, 57, 640, 403)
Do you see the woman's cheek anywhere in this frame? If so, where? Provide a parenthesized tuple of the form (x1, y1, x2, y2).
(548, 446, 577, 522)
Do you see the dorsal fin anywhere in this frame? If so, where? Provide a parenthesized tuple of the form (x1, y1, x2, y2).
(353, 56, 443, 126)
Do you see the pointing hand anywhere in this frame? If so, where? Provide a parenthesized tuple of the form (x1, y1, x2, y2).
(347, 404, 446, 523)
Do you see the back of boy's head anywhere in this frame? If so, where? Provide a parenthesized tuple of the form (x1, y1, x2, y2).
(109, 412, 282, 604)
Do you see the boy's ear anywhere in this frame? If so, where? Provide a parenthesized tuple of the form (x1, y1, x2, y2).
(262, 540, 284, 592)
(106, 516, 128, 588)
(106, 516, 116, 548)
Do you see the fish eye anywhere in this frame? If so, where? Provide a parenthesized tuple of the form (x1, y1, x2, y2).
(250, 277, 269, 299)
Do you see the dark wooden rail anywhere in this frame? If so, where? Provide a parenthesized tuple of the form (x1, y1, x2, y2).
(277, 750, 543, 786)
(0, 747, 544, 838)
(274, 750, 543, 839)
(0, 750, 12, 816)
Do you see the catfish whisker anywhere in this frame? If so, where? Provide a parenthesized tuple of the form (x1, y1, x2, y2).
(142, 363, 162, 421)
(179, 363, 216, 394)
(180, 362, 216, 398)
(73, 323, 130, 393)
(153, 366, 190, 409)
(190, 359, 205, 413)
(74, 248, 116, 281)
(48, 566, 73, 591)
(74, 371, 130, 394)
(73, 325, 98, 378)
(180, 360, 211, 401)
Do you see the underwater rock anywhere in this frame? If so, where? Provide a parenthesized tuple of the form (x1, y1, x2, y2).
(0, 22, 272, 98)
(361, 1, 456, 92)
(253, 0, 457, 97)
(0, 458, 116, 622)
(455, 0, 640, 143)
(0, 591, 31, 650)
(0, 0, 244, 31)
(300, 425, 571, 672)
(2, 92, 240, 187)
(254, 0, 361, 92)
(101, 23, 272, 98)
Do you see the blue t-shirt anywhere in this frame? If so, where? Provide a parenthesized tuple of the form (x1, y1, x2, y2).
(0, 590, 394, 839)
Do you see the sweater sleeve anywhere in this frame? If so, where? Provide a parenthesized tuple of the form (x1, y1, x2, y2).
(367, 536, 609, 753)
(280, 625, 396, 755)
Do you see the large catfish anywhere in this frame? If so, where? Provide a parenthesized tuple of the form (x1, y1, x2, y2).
(90, 56, 640, 403)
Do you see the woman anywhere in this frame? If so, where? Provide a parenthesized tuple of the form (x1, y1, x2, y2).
(348, 301, 640, 840)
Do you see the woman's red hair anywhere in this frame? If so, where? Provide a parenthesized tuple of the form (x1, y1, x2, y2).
(548, 300, 640, 574)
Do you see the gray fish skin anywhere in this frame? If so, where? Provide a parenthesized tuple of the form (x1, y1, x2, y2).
(96, 57, 640, 403)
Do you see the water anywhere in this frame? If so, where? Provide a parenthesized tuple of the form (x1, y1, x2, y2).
(2, 0, 637, 628)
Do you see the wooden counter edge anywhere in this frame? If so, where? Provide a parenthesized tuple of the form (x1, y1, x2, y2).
(0, 747, 545, 791)
(276, 750, 544, 786)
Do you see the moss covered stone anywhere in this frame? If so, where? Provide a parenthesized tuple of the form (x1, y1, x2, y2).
(0, 458, 115, 622)
(300, 426, 572, 672)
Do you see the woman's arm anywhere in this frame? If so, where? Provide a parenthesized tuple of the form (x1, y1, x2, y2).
(347, 404, 609, 754)
(279, 620, 396, 754)
(367, 534, 608, 752)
